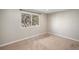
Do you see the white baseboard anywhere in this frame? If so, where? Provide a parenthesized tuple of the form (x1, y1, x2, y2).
(0, 32, 47, 47)
(48, 32, 79, 42)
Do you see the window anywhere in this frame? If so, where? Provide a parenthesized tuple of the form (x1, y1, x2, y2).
(21, 13, 31, 27)
(21, 13, 39, 27)
(32, 15, 39, 26)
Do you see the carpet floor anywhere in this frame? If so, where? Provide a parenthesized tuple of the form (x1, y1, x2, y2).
(0, 34, 79, 50)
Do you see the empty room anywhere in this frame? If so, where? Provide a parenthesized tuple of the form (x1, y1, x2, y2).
(0, 9, 79, 50)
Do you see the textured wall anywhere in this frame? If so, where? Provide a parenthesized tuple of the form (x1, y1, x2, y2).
(48, 10, 79, 40)
(0, 9, 47, 45)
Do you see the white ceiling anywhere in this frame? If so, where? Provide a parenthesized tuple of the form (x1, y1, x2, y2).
(21, 9, 68, 14)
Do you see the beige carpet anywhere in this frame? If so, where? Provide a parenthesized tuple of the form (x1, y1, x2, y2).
(0, 34, 79, 50)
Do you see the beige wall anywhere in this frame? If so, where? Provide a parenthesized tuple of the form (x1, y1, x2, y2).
(0, 9, 47, 45)
(48, 10, 79, 40)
